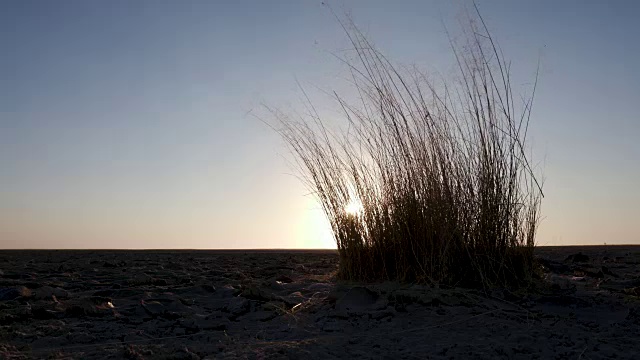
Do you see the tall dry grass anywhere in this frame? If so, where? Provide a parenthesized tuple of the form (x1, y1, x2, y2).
(268, 5, 543, 288)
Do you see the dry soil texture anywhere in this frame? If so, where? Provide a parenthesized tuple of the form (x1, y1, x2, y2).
(1, 246, 640, 359)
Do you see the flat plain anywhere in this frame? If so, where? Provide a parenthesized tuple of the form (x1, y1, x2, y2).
(1, 246, 640, 359)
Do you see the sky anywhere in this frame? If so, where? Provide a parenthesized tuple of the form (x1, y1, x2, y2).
(1, 0, 639, 249)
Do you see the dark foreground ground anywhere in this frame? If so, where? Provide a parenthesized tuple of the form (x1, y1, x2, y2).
(1, 246, 640, 359)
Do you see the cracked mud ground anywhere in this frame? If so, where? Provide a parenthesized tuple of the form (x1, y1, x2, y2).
(1, 246, 640, 359)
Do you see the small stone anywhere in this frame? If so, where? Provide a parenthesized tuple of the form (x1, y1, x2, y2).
(65, 299, 114, 317)
(201, 284, 216, 293)
(224, 297, 250, 316)
(153, 279, 168, 286)
(284, 291, 305, 305)
(547, 274, 576, 291)
(275, 275, 293, 283)
(295, 264, 307, 272)
(34, 286, 69, 300)
(624, 287, 640, 296)
(32, 307, 62, 320)
(130, 273, 153, 285)
(215, 285, 237, 298)
(306, 283, 333, 293)
(370, 307, 397, 320)
(585, 269, 605, 279)
(335, 287, 379, 313)
(262, 301, 286, 313)
(240, 286, 273, 302)
(165, 300, 193, 316)
(142, 301, 165, 316)
(602, 266, 617, 277)
(565, 253, 589, 263)
(270, 281, 285, 291)
(0, 286, 31, 301)
(178, 347, 201, 360)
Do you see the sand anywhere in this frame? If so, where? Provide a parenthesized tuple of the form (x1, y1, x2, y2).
(1, 246, 639, 359)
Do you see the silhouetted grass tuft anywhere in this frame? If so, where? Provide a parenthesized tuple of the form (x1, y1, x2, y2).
(270, 6, 543, 289)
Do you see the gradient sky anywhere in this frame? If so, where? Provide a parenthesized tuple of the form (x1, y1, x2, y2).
(1, 0, 639, 249)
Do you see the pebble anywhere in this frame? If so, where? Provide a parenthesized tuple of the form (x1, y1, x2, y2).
(224, 297, 250, 316)
(34, 286, 69, 300)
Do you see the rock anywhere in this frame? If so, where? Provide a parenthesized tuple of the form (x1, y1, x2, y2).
(390, 288, 443, 307)
(285, 291, 305, 304)
(129, 273, 153, 285)
(275, 294, 302, 308)
(57, 263, 72, 272)
(200, 284, 216, 293)
(602, 266, 617, 277)
(335, 287, 379, 313)
(142, 301, 165, 317)
(626, 307, 640, 324)
(164, 300, 194, 318)
(295, 264, 306, 272)
(199, 298, 232, 311)
(306, 283, 333, 293)
(537, 258, 571, 273)
(0, 286, 31, 301)
(369, 306, 397, 320)
(585, 268, 605, 279)
(565, 253, 590, 263)
(0, 269, 4, 276)
(240, 286, 273, 302)
(32, 307, 63, 320)
(275, 275, 293, 283)
(34, 286, 69, 300)
(239, 310, 277, 322)
(546, 274, 577, 292)
(65, 297, 116, 317)
(269, 281, 285, 291)
(623, 287, 640, 296)
(153, 278, 168, 286)
(215, 285, 238, 298)
(224, 297, 250, 316)
(172, 347, 201, 360)
(262, 301, 286, 313)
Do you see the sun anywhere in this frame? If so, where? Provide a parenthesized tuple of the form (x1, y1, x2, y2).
(344, 199, 363, 216)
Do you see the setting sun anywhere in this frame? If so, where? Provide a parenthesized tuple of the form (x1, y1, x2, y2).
(344, 199, 363, 216)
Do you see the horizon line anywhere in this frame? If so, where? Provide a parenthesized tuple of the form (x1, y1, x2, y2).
(1, 244, 639, 251)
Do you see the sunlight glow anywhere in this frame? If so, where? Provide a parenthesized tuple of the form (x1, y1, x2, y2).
(344, 199, 363, 216)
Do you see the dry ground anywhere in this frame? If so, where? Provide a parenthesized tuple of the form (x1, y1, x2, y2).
(1, 246, 640, 359)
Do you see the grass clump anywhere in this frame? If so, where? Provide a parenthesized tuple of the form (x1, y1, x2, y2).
(269, 5, 543, 289)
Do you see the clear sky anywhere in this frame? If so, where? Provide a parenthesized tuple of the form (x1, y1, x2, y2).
(1, 0, 639, 249)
